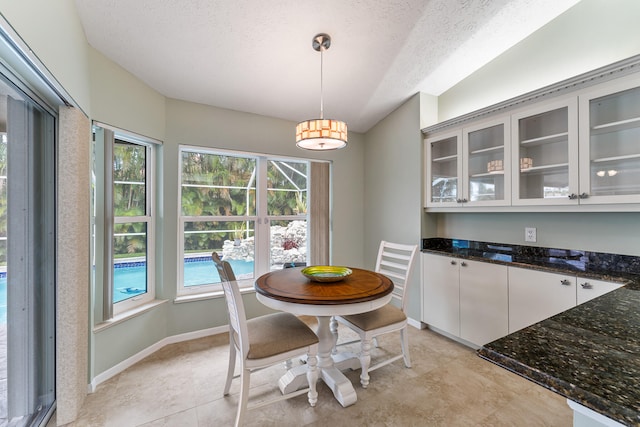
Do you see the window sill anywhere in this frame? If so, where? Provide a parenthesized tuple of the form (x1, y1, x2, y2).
(93, 299, 168, 332)
(173, 286, 255, 304)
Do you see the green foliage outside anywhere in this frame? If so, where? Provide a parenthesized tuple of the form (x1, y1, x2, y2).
(113, 148, 309, 258)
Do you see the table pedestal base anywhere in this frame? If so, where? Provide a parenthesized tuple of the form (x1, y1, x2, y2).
(278, 316, 361, 407)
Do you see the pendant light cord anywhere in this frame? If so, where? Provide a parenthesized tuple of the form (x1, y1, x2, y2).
(319, 47, 324, 120)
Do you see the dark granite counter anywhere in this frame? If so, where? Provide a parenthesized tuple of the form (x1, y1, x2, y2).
(421, 238, 640, 426)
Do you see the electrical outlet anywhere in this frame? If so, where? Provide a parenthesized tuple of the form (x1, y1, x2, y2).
(525, 227, 537, 242)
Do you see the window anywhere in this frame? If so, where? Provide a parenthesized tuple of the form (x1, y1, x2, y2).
(93, 125, 159, 318)
(178, 147, 320, 295)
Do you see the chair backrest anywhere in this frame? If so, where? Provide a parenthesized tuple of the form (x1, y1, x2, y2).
(212, 251, 237, 282)
(374, 241, 418, 312)
(213, 252, 249, 358)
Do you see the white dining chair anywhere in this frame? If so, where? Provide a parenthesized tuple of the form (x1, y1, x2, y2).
(334, 241, 418, 388)
(214, 252, 320, 427)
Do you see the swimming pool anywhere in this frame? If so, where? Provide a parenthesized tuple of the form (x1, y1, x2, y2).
(113, 257, 254, 302)
(0, 258, 255, 320)
(0, 276, 5, 323)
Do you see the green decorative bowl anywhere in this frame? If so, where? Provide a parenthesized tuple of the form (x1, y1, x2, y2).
(301, 266, 352, 283)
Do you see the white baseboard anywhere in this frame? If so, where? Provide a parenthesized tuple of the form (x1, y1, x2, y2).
(407, 317, 425, 329)
(88, 325, 228, 393)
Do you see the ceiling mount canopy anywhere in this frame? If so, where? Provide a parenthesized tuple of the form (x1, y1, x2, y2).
(296, 33, 348, 151)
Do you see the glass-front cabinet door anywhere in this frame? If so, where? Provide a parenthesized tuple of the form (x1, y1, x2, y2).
(511, 97, 579, 205)
(426, 130, 462, 207)
(462, 116, 510, 206)
(578, 74, 640, 204)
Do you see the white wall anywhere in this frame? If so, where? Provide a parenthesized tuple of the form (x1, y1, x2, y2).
(363, 93, 437, 320)
(438, 0, 640, 121)
(88, 47, 166, 141)
(429, 0, 640, 257)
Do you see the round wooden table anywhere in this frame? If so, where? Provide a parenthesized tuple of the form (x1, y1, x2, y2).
(255, 267, 393, 407)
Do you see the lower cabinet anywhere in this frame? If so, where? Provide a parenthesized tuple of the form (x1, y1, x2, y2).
(459, 259, 508, 346)
(508, 267, 576, 333)
(422, 252, 625, 347)
(422, 253, 460, 337)
(422, 253, 508, 346)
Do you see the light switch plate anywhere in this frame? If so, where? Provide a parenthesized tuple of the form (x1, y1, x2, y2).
(525, 227, 537, 242)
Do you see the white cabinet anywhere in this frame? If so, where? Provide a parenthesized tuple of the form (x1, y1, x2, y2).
(422, 253, 460, 336)
(508, 267, 576, 333)
(423, 252, 628, 346)
(424, 70, 640, 211)
(576, 277, 624, 305)
(511, 97, 579, 206)
(422, 253, 508, 346)
(459, 259, 508, 346)
(578, 73, 640, 204)
(463, 117, 511, 207)
(426, 116, 510, 208)
(426, 130, 462, 208)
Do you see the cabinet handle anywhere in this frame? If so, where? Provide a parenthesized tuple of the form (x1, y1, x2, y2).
(581, 282, 593, 289)
(450, 260, 457, 265)
(568, 193, 578, 200)
(460, 261, 467, 267)
(579, 192, 589, 199)
(560, 279, 571, 286)
(456, 199, 463, 203)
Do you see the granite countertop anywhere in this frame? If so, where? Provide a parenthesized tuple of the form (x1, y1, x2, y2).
(421, 238, 640, 426)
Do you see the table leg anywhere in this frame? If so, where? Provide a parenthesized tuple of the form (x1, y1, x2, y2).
(316, 316, 357, 407)
(277, 316, 358, 407)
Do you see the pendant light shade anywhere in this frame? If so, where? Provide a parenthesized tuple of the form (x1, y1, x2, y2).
(296, 34, 348, 150)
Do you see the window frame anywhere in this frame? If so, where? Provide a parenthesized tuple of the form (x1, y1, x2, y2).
(176, 145, 314, 297)
(94, 124, 159, 319)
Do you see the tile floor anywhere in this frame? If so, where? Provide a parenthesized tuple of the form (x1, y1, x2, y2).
(59, 321, 572, 426)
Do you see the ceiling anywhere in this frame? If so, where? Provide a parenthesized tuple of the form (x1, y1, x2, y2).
(74, 0, 581, 133)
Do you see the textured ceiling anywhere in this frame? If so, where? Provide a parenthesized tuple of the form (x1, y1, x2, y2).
(75, 0, 580, 133)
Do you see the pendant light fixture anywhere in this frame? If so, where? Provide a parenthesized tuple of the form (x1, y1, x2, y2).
(296, 33, 348, 150)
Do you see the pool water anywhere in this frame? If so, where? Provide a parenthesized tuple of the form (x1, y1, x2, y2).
(113, 258, 254, 302)
(0, 258, 255, 320)
(0, 277, 5, 323)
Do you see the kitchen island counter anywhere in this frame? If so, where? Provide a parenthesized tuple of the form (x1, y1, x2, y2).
(479, 276, 639, 426)
(420, 238, 640, 426)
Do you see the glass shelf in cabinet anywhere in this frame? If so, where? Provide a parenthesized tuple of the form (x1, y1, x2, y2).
(590, 116, 640, 135)
(432, 154, 457, 162)
(519, 132, 568, 147)
(591, 153, 640, 164)
(519, 163, 568, 174)
(469, 145, 504, 155)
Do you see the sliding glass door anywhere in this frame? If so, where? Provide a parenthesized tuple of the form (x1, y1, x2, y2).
(0, 70, 56, 426)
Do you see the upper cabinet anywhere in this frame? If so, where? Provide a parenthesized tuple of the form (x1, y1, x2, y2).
(426, 129, 462, 208)
(463, 117, 511, 207)
(423, 64, 640, 211)
(578, 74, 640, 205)
(511, 97, 579, 206)
(426, 116, 510, 208)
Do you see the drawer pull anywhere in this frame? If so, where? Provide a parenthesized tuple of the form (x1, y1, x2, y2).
(581, 282, 593, 289)
(560, 279, 571, 286)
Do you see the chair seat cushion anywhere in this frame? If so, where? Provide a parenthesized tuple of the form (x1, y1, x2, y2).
(246, 312, 319, 359)
(341, 304, 407, 331)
